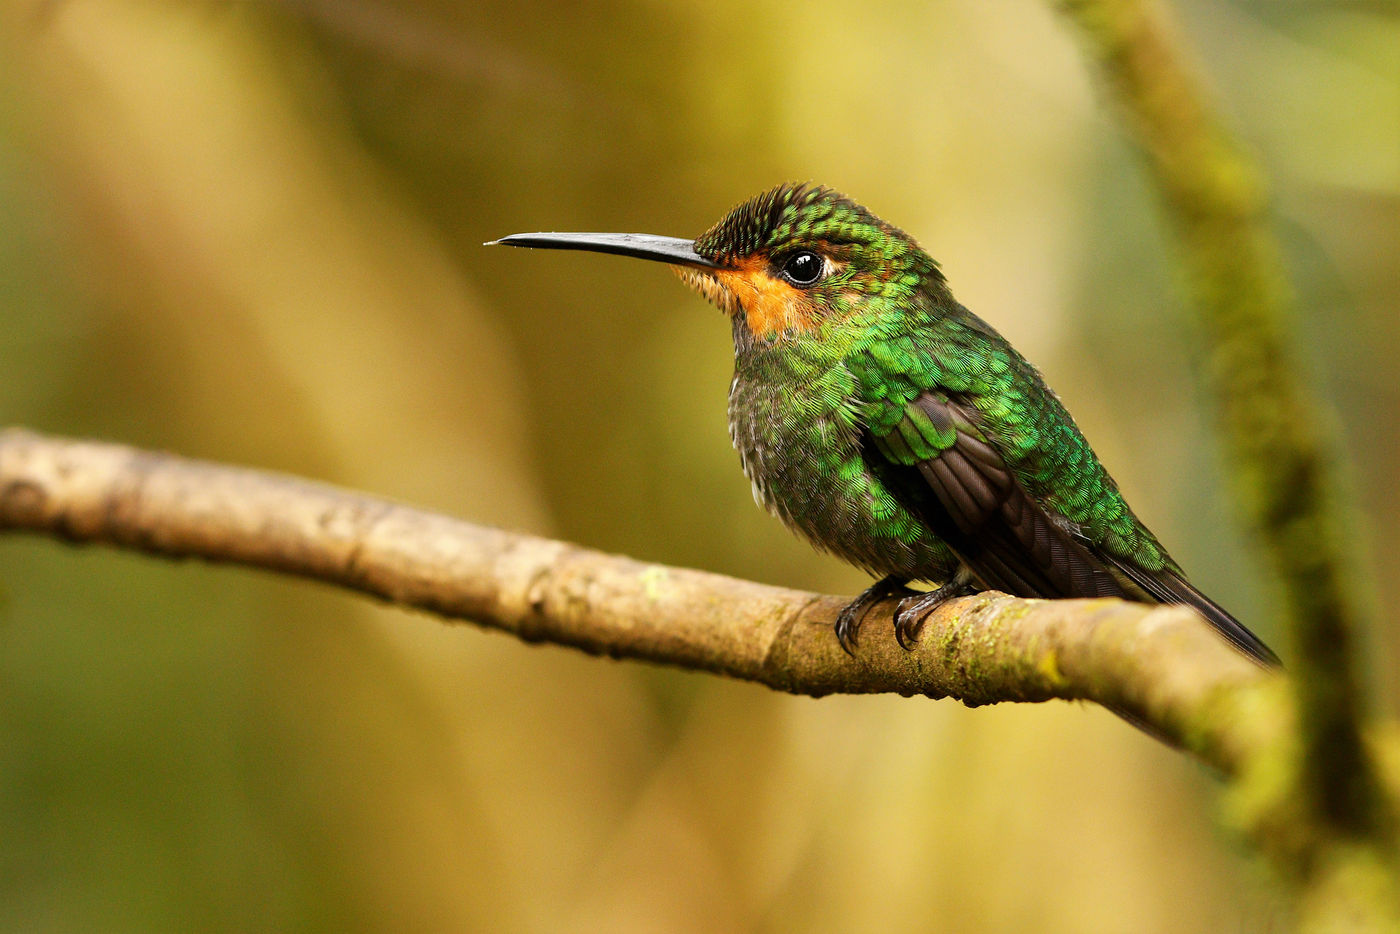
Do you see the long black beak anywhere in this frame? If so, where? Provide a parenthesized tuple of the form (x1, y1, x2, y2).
(487, 232, 720, 269)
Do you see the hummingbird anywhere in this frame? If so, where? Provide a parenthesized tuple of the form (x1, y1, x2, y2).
(491, 183, 1279, 667)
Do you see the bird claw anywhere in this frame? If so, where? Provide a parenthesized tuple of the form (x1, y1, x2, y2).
(834, 576, 914, 655)
(892, 600, 926, 651)
(892, 580, 977, 650)
(833, 604, 864, 656)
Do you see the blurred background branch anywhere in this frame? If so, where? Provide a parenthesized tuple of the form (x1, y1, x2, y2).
(1053, 0, 1396, 926)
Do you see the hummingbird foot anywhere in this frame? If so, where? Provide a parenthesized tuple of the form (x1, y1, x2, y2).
(835, 575, 916, 655)
(892, 576, 978, 650)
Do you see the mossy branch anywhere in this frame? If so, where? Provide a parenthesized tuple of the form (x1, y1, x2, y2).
(1051, 0, 1395, 926)
(0, 427, 1279, 768)
(0, 427, 1394, 923)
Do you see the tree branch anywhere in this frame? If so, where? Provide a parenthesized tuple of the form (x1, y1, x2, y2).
(1050, 0, 1396, 926)
(1052, 0, 1382, 830)
(0, 427, 1277, 772)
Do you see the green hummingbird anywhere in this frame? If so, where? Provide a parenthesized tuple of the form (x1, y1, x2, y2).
(491, 183, 1279, 666)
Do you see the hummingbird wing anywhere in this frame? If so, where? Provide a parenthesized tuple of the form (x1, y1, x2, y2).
(868, 391, 1124, 600)
(867, 391, 1280, 665)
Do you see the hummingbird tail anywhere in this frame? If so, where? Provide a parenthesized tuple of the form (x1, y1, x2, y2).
(1108, 559, 1281, 668)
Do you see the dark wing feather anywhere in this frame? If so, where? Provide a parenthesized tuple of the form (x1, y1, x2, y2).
(878, 392, 1124, 601)
(870, 392, 1281, 667)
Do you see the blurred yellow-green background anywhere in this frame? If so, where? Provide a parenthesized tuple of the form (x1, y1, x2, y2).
(1, 0, 1396, 930)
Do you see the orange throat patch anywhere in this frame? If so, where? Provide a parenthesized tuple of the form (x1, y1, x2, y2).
(674, 257, 817, 339)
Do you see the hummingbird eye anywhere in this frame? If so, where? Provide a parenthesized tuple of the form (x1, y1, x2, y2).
(778, 250, 824, 287)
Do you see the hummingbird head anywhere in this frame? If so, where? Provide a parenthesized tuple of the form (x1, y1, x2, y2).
(680, 183, 943, 339)
(490, 183, 944, 340)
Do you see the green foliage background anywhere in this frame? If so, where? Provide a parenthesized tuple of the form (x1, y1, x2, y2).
(0, 1, 1395, 930)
